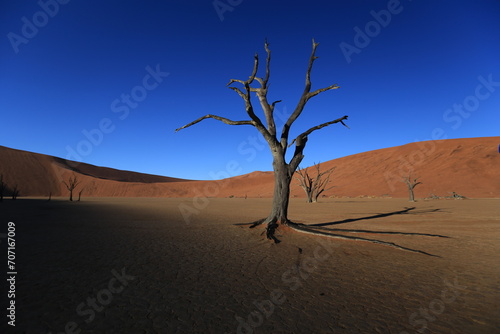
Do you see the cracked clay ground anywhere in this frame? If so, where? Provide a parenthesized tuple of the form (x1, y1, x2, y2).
(1, 197, 499, 333)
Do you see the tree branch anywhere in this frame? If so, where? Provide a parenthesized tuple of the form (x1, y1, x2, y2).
(295, 167, 312, 190)
(304, 39, 319, 92)
(316, 165, 336, 178)
(175, 114, 255, 132)
(254, 77, 264, 86)
(263, 39, 271, 85)
(63, 174, 81, 190)
(226, 79, 245, 86)
(280, 39, 340, 151)
(313, 165, 336, 199)
(248, 53, 259, 83)
(288, 115, 349, 147)
(226, 52, 269, 132)
(226, 41, 280, 141)
(271, 100, 282, 107)
(254, 40, 276, 137)
(227, 86, 247, 100)
(402, 175, 422, 188)
(308, 84, 340, 98)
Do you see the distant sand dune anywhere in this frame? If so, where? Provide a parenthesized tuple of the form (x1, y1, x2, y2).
(0, 136, 498, 198)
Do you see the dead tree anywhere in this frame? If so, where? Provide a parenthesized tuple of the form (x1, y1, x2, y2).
(77, 188, 84, 202)
(402, 174, 422, 202)
(296, 163, 336, 203)
(63, 174, 81, 201)
(11, 184, 19, 200)
(176, 40, 349, 242)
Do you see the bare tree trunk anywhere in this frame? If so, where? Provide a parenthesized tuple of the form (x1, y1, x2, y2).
(402, 174, 421, 202)
(296, 167, 314, 203)
(408, 188, 415, 202)
(11, 185, 19, 200)
(313, 191, 320, 203)
(78, 188, 84, 201)
(253, 154, 293, 242)
(269, 157, 291, 223)
(304, 184, 314, 203)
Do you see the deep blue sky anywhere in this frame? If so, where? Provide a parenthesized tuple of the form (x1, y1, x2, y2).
(1, 1, 499, 180)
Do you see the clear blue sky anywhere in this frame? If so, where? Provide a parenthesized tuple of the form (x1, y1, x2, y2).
(1, 1, 499, 180)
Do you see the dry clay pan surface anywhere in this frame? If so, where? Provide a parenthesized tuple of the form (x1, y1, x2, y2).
(1, 197, 499, 333)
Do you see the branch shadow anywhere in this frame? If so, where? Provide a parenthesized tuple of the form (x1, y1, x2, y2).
(291, 207, 448, 257)
(309, 207, 442, 227)
(289, 222, 442, 257)
(235, 207, 448, 256)
(306, 225, 450, 238)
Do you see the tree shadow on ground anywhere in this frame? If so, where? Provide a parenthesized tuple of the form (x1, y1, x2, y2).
(310, 207, 442, 227)
(289, 207, 448, 257)
(236, 207, 449, 256)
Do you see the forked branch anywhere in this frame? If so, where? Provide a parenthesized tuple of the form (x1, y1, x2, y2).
(225, 43, 277, 140)
(403, 175, 422, 190)
(253, 41, 277, 136)
(62, 174, 80, 191)
(280, 39, 343, 150)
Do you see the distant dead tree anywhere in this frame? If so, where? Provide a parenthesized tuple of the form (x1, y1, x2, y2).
(295, 163, 336, 203)
(77, 187, 84, 202)
(11, 184, 19, 200)
(176, 40, 349, 242)
(0, 174, 4, 202)
(63, 174, 81, 201)
(402, 173, 422, 202)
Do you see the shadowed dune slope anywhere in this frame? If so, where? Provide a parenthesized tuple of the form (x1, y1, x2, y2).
(0, 137, 498, 198)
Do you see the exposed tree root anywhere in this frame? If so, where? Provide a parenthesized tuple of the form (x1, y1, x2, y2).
(246, 217, 290, 243)
(266, 220, 281, 244)
(249, 218, 266, 228)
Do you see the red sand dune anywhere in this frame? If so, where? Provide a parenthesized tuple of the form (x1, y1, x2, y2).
(0, 136, 498, 198)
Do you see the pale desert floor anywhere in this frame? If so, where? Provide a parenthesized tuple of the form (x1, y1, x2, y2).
(1, 197, 499, 333)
